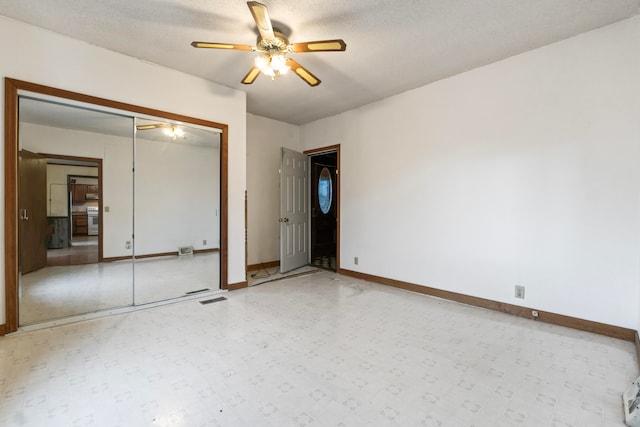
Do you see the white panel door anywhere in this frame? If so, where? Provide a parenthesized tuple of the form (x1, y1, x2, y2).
(280, 147, 309, 273)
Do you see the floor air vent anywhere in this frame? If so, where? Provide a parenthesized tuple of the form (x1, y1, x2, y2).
(200, 297, 227, 305)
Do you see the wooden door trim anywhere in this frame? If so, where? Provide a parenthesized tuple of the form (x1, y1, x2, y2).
(5, 79, 19, 332)
(4, 77, 229, 334)
(304, 144, 340, 271)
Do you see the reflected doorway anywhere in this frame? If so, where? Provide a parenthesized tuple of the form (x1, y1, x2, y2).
(46, 156, 102, 267)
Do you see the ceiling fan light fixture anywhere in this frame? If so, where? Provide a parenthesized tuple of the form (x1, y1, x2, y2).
(270, 54, 288, 72)
(254, 55, 269, 70)
(254, 53, 290, 80)
(255, 55, 274, 77)
(163, 126, 185, 140)
(191, 1, 346, 87)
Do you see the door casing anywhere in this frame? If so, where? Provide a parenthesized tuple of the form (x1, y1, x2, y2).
(304, 144, 340, 272)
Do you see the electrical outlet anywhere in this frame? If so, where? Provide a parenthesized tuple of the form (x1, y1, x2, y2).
(531, 310, 539, 318)
(515, 285, 525, 299)
(126, 241, 131, 249)
(203, 240, 207, 246)
(354, 257, 359, 265)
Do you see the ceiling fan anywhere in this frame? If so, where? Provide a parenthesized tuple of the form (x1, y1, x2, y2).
(191, 1, 347, 87)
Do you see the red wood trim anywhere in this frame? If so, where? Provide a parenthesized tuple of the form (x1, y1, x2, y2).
(303, 144, 341, 156)
(4, 78, 19, 333)
(340, 268, 636, 342)
(335, 147, 340, 271)
(6, 78, 228, 130)
(195, 248, 220, 254)
(0, 324, 7, 336)
(227, 281, 248, 290)
(635, 332, 640, 371)
(247, 260, 280, 271)
(102, 248, 220, 262)
(245, 190, 248, 281)
(38, 153, 102, 164)
(102, 255, 132, 263)
(220, 127, 228, 290)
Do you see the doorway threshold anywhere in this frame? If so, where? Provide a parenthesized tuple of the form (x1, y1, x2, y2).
(248, 265, 320, 287)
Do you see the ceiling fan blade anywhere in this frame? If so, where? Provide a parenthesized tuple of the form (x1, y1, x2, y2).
(247, 1, 275, 41)
(285, 59, 321, 87)
(136, 124, 166, 130)
(241, 66, 261, 85)
(191, 41, 253, 51)
(291, 39, 347, 53)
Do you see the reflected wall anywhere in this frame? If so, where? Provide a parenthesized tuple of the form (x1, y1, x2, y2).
(133, 119, 221, 304)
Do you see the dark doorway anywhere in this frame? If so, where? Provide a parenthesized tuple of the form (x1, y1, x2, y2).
(310, 151, 337, 270)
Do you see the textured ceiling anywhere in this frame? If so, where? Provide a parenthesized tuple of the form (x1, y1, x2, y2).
(1, 0, 638, 125)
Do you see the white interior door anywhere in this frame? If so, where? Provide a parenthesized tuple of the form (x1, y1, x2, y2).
(280, 147, 309, 273)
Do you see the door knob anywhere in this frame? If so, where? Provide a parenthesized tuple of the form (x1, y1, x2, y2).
(279, 217, 289, 223)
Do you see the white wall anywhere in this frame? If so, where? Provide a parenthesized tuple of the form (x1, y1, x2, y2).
(23, 124, 220, 257)
(0, 17, 247, 325)
(135, 137, 219, 255)
(246, 113, 301, 266)
(301, 17, 640, 329)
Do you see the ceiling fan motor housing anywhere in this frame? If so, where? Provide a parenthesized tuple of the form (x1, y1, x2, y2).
(256, 29, 291, 54)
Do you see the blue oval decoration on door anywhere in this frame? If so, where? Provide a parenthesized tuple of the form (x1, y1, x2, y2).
(318, 167, 332, 214)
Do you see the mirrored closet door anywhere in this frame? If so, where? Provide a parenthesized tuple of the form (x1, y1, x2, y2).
(133, 118, 221, 304)
(17, 94, 221, 326)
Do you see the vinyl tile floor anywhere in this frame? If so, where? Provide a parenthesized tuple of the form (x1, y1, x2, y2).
(1, 270, 636, 426)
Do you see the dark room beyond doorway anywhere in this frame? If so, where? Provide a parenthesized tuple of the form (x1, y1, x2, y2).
(310, 151, 337, 270)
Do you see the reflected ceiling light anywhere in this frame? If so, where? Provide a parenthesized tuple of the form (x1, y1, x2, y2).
(136, 123, 186, 141)
(163, 126, 185, 141)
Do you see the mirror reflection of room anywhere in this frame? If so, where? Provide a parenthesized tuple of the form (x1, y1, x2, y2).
(18, 97, 133, 325)
(18, 95, 222, 327)
(48, 167, 100, 266)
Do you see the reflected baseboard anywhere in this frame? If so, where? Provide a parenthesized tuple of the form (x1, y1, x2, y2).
(103, 248, 220, 263)
(247, 260, 279, 272)
(228, 281, 248, 290)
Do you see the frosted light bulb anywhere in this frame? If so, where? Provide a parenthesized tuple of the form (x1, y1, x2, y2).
(270, 54, 286, 71)
(255, 55, 269, 71)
